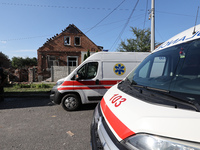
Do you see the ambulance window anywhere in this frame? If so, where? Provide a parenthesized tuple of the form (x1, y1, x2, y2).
(172, 39, 200, 95)
(124, 39, 200, 109)
(139, 61, 150, 78)
(87, 62, 98, 79)
(130, 46, 180, 90)
(77, 62, 98, 79)
(150, 57, 166, 78)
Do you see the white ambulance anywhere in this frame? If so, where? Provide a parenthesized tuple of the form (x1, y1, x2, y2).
(50, 52, 149, 111)
(91, 25, 200, 150)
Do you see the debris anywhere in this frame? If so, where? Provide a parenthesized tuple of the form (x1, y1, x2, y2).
(67, 131, 74, 137)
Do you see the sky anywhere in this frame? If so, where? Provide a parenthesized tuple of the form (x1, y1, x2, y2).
(0, 0, 200, 59)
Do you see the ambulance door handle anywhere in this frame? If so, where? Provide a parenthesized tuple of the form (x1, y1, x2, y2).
(96, 79, 99, 85)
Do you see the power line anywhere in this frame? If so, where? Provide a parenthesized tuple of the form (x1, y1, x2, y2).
(0, 2, 129, 11)
(89, 13, 146, 38)
(88, 13, 145, 29)
(0, 34, 53, 42)
(143, 0, 149, 29)
(0, 14, 145, 42)
(85, 0, 126, 34)
(110, 0, 140, 51)
(1, 2, 196, 17)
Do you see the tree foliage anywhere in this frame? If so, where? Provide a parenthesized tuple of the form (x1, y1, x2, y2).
(117, 27, 151, 52)
(83, 49, 91, 61)
(0, 52, 9, 60)
(12, 57, 37, 68)
(0, 52, 10, 68)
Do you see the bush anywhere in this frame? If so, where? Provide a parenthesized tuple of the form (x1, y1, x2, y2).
(12, 83, 52, 89)
(4, 83, 54, 92)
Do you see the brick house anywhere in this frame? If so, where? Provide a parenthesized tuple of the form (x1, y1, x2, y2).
(37, 24, 102, 81)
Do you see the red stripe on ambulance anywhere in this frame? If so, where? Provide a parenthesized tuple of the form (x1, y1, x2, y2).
(58, 86, 112, 91)
(100, 98, 135, 140)
(61, 80, 121, 86)
(58, 80, 121, 91)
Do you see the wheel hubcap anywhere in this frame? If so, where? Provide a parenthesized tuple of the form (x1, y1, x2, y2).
(65, 97, 76, 108)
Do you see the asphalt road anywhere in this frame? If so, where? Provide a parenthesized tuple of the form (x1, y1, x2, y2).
(0, 97, 97, 150)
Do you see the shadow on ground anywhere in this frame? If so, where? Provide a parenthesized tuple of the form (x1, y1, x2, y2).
(0, 97, 54, 110)
(0, 97, 98, 111)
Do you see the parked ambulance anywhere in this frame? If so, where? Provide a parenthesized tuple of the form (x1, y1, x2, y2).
(50, 52, 149, 111)
(91, 25, 200, 150)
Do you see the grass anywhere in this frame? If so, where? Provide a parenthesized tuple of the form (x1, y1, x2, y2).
(4, 83, 55, 92)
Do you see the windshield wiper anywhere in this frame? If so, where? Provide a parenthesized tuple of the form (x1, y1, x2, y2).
(169, 92, 200, 112)
(144, 87, 200, 112)
(186, 97, 200, 112)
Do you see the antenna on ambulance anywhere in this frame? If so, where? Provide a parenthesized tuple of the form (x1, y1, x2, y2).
(193, 6, 199, 34)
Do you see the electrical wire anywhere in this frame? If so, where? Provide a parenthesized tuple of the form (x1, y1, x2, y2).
(85, 0, 126, 34)
(110, 0, 140, 51)
(0, 2, 129, 11)
(89, 13, 146, 39)
(0, 13, 145, 42)
(0, 34, 54, 42)
(1, 2, 196, 17)
(143, 0, 148, 29)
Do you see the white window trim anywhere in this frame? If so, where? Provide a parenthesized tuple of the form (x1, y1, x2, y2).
(67, 56, 78, 67)
(64, 36, 71, 45)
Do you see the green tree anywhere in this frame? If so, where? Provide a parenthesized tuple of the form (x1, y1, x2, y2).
(0, 52, 10, 68)
(84, 54, 87, 61)
(87, 49, 90, 58)
(12, 57, 37, 68)
(12, 57, 23, 68)
(117, 27, 151, 52)
(83, 49, 91, 61)
(24, 57, 37, 66)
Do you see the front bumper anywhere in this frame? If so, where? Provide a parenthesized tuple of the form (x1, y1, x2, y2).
(90, 103, 128, 150)
(50, 86, 62, 104)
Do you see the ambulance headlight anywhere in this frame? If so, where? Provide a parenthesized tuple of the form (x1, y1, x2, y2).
(92, 103, 100, 125)
(123, 134, 200, 150)
(56, 80, 64, 86)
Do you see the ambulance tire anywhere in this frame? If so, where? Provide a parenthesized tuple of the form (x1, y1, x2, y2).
(61, 94, 81, 111)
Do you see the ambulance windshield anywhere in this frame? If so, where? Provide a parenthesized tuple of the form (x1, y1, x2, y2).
(124, 38, 200, 110)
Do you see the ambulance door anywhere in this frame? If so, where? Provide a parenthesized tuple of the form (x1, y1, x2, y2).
(76, 61, 102, 102)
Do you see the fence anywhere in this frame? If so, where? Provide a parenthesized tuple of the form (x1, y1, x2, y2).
(51, 66, 76, 82)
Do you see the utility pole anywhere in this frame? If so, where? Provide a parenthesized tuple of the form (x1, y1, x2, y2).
(150, 0, 155, 52)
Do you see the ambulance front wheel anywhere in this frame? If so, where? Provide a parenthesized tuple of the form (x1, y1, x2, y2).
(61, 94, 81, 111)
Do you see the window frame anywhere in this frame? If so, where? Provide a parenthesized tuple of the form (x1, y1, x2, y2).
(74, 36, 81, 46)
(47, 55, 59, 69)
(64, 36, 71, 45)
(77, 62, 98, 80)
(67, 56, 78, 67)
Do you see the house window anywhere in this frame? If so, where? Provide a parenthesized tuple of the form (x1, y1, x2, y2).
(64, 36, 70, 45)
(74, 37, 81, 46)
(47, 56, 59, 69)
(67, 56, 78, 67)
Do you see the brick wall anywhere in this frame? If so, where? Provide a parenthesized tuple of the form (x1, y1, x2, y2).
(37, 24, 101, 81)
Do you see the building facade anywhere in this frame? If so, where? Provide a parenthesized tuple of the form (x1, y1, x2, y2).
(37, 24, 102, 81)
